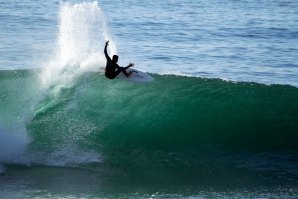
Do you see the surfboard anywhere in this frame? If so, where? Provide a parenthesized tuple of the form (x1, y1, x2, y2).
(117, 68, 154, 83)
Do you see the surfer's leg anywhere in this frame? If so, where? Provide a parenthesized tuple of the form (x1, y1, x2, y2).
(114, 69, 122, 77)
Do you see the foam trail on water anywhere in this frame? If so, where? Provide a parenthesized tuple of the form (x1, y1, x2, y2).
(29, 148, 103, 167)
(41, 1, 116, 91)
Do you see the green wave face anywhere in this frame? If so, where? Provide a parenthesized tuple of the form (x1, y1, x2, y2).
(32, 73, 298, 148)
(1, 70, 298, 150)
(1, 70, 298, 183)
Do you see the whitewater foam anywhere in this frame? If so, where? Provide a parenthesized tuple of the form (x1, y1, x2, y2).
(28, 148, 103, 167)
(0, 126, 29, 165)
(0, 125, 102, 169)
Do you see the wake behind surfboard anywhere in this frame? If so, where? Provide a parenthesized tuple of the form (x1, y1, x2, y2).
(117, 68, 154, 83)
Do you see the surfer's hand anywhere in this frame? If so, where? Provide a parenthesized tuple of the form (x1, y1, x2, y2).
(105, 40, 109, 46)
(129, 62, 134, 67)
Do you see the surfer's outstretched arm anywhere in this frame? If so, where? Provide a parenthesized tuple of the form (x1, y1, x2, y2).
(104, 41, 111, 61)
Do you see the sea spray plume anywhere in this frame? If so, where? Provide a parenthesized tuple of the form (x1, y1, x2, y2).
(41, 1, 117, 91)
(30, 1, 111, 166)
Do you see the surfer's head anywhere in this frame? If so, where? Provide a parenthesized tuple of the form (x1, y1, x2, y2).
(112, 55, 118, 63)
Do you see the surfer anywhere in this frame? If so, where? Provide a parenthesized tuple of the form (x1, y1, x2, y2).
(104, 40, 134, 79)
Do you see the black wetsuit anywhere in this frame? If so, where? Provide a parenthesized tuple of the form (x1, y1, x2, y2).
(104, 46, 130, 79)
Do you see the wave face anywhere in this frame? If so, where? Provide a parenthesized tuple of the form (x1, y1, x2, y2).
(28, 71, 298, 151)
(1, 70, 297, 183)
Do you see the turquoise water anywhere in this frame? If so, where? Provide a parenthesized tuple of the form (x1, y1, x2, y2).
(1, 70, 297, 198)
(0, 1, 298, 198)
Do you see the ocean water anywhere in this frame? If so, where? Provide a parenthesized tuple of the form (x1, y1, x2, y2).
(0, 0, 298, 198)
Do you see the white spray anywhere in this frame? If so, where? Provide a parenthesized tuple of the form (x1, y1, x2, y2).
(32, 1, 115, 165)
(41, 1, 116, 91)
